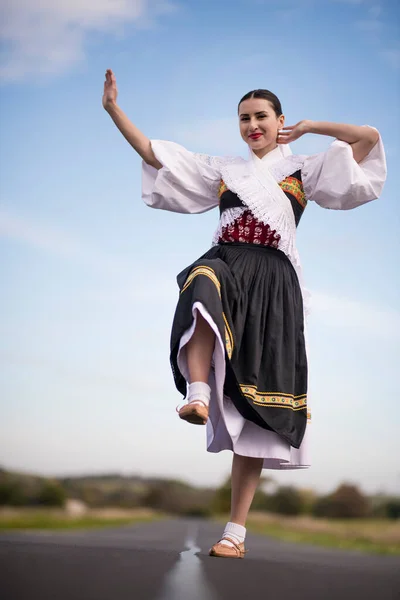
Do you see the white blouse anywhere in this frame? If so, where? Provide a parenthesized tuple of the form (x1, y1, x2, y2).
(142, 131, 386, 214)
(141, 132, 386, 311)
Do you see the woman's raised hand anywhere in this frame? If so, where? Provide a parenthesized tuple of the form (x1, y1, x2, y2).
(103, 69, 118, 110)
(277, 120, 312, 144)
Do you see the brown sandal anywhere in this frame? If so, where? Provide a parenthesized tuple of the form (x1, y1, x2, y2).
(177, 400, 209, 425)
(209, 536, 247, 559)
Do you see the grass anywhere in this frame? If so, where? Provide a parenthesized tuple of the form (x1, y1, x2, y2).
(244, 512, 400, 555)
(3, 508, 399, 556)
(0, 508, 161, 532)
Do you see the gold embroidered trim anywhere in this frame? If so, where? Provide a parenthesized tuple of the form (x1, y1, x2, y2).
(181, 265, 234, 359)
(240, 384, 307, 410)
(223, 313, 234, 359)
(218, 179, 228, 199)
(279, 176, 307, 209)
(181, 266, 221, 297)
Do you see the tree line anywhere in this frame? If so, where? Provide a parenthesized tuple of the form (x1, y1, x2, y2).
(1, 468, 399, 520)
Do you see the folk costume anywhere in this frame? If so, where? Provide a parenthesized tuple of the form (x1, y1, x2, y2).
(142, 133, 386, 470)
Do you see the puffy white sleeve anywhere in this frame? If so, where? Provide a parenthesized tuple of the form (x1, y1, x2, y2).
(142, 140, 221, 214)
(302, 130, 387, 210)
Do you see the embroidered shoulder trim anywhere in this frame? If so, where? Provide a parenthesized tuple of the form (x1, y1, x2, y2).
(279, 177, 307, 209)
(218, 180, 228, 198)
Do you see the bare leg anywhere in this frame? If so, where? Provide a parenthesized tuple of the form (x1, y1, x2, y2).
(209, 453, 263, 555)
(178, 311, 215, 425)
(230, 453, 263, 526)
(186, 311, 215, 384)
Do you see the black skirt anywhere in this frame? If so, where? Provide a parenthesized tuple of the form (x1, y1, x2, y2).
(170, 242, 308, 449)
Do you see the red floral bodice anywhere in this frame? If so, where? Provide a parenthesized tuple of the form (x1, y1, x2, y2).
(219, 210, 281, 247)
(217, 172, 306, 249)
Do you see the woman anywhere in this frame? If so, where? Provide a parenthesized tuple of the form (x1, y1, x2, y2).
(103, 69, 386, 558)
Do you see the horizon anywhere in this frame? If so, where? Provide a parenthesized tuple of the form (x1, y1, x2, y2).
(2, 464, 398, 498)
(1, 0, 399, 497)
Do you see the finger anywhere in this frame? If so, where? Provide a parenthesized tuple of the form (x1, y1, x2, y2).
(281, 126, 294, 131)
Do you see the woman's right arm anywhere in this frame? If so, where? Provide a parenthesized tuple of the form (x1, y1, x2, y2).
(102, 69, 162, 170)
(103, 70, 222, 214)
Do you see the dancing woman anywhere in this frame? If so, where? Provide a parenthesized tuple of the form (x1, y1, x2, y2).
(103, 69, 386, 558)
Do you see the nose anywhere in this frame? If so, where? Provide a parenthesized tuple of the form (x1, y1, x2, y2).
(249, 118, 259, 132)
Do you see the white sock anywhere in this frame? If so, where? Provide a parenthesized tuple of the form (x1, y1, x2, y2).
(220, 521, 246, 548)
(187, 381, 211, 407)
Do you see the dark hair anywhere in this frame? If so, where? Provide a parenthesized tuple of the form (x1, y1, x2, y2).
(238, 89, 283, 117)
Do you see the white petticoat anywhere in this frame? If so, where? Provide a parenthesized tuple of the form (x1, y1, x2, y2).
(177, 302, 311, 470)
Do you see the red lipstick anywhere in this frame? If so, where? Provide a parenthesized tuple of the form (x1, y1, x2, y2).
(249, 133, 262, 140)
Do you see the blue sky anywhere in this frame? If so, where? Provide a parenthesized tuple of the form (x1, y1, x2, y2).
(1, 0, 399, 495)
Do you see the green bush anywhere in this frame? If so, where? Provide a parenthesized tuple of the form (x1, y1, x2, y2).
(144, 480, 213, 515)
(313, 484, 370, 519)
(385, 500, 400, 520)
(211, 478, 231, 514)
(269, 486, 304, 516)
(0, 481, 26, 506)
(37, 481, 66, 507)
(250, 489, 274, 512)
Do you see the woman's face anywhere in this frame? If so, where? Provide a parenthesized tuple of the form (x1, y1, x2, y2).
(238, 97, 285, 157)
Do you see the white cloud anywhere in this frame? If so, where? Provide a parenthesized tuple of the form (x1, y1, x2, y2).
(168, 117, 245, 156)
(273, 8, 300, 19)
(380, 49, 400, 69)
(349, 3, 399, 70)
(0, 205, 177, 300)
(0, 0, 176, 82)
(0, 350, 171, 394)
(329, 0, 364, 4)
(0, 206, 130, 276)
(355, 3, 383, 33)
(3, 206, 399, 344)
(311, 291, 400, 340)
(368, 5, 382, 18)
(356, 19, 383, 32)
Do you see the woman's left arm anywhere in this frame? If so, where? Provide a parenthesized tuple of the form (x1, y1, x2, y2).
(279, 120, 380, 163)
(284, 120, 387, 210)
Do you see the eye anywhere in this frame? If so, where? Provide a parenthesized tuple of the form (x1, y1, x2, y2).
(257, 114, 267, 119)
(240, 116, 249, 121)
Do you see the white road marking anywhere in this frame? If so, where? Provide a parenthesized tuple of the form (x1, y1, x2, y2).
(156, 523, 218, 600)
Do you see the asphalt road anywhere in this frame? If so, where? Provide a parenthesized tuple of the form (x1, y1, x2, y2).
(1, 519, 399, 600)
